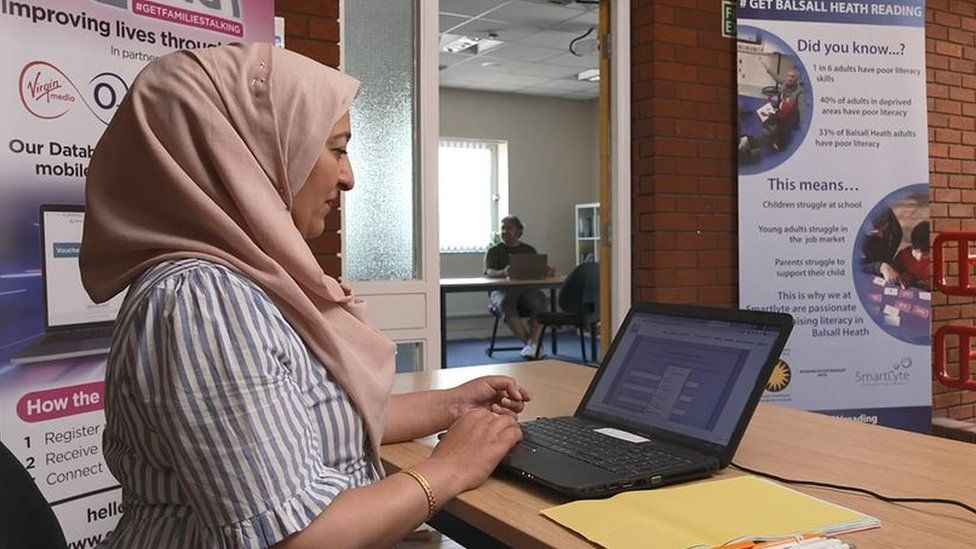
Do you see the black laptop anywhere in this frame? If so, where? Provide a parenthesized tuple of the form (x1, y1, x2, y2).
(501, 302, 793, 498)
(508, 253, 548, 280)
(11, 205, 124, 365)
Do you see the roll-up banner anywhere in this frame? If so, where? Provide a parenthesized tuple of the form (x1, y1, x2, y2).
(736, 1, 931, 433)
(0, 1, 272, 544)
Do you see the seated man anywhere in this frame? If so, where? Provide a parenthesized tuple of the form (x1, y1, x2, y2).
(484, 216, 550, 359)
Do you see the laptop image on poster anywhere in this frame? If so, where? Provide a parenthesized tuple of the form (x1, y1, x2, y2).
(11, 205, 125, 365)
(501, 302, 793, 498)
(508, 253, 548, 280)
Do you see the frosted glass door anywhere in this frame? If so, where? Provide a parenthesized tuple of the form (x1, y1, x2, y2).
(342, 0, 441, 371)
(344, 0, 417, 282)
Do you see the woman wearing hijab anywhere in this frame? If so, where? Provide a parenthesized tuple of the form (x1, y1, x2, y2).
(81, 43, 527, 548)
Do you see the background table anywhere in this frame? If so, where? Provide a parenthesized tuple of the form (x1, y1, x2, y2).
(439, 276, 564, 368)
(382, 361, 976, 548)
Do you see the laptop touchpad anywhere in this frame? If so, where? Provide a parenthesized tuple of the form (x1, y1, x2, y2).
(506, 444, 620, 487)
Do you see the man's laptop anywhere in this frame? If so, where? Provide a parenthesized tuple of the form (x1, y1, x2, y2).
(501, 302, 793, 498)
(508, 253, 548, 280)
(11, 205, 124, 365)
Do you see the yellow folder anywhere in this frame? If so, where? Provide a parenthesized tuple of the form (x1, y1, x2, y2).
(541, 476, 880, 549)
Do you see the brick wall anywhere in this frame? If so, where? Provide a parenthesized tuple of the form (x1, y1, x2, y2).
(631, 0, 738, 308)
(275, 1, 343, 277)
(631, 0, 976, 423)
(927, 0, 976, 421)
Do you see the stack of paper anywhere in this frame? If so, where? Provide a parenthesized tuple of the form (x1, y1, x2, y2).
(541, 476, 880, 549)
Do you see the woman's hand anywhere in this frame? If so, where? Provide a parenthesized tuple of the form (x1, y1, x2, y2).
(429, 409, 523, 493)
(447, 376, 531, 423)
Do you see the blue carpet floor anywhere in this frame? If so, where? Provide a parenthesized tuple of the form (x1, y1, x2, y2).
(445, 329, 600, 368)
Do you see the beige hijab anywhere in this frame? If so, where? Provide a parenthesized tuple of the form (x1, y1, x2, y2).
(80, 43, 396, 469)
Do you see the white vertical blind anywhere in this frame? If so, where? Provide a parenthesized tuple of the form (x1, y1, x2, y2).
(438, 139, 506, 253)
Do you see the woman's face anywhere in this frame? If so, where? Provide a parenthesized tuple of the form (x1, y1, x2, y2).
(291, 112, 354, 239)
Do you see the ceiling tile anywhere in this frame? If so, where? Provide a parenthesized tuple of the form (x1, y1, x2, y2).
(440, 14, 470, 33)
(437, 0, 603, 100)
(510, 29, 586, 50)
(563, 8, 599, 27)
(485, 1, 583, 25)
(472, 56, 530, 73)
(487, 43, 563, 63)
(444, 81, 527, 94)
(439, 51, 476, 69)
(522, 79, 598, 93)
(481, 73, 553, 88)
(439, 61, 491, 79)
(503, 62, 579, 79)
(439, 0, 511, 18)
(447, 18, 536, 43)
(546, 51, 600, 69)
(441, 54, 528, 74)
(562, 89, 600, 100)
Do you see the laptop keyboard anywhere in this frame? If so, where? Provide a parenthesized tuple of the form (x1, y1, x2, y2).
(521, 418, 695, 476)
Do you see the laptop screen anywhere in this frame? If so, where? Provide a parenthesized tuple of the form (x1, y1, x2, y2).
(43, 209, 124, 327)
(580, 311, 782, 447)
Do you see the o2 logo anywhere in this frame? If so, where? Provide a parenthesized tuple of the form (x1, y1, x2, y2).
(89, 72, 128, 114)
(19, 61, 128, 124)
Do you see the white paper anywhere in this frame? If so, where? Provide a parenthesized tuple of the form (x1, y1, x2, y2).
(756, 102, 777, 122)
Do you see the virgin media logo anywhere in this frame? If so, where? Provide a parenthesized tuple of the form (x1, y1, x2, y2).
(19, 61, 128, 124)
(20, 62, 77, 119)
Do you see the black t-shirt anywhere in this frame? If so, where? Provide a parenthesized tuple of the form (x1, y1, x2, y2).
(485, 242, 538, 272)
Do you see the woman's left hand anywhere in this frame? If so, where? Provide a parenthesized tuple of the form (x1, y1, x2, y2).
(448, 376, 531, 421)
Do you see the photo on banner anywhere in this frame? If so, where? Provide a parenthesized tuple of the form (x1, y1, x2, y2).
(736, 0, 931, 433)
(0, 1, 273, 544)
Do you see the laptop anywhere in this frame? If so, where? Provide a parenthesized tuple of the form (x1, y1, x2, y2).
(508, 253, 548, 280)
(11, 205, 125, 365)
(501, 302, 793, 498)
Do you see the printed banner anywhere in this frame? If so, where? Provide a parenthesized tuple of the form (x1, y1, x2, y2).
(0, 1, 272, 545)
(736, 1, 931, 432)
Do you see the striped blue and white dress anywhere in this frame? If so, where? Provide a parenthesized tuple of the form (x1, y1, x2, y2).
(99, 259, 379, 548)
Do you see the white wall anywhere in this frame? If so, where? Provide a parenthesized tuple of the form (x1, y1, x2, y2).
(439, 88, 599, 339)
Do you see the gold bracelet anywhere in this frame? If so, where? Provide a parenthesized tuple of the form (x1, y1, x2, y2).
(402, 468, 436, 521)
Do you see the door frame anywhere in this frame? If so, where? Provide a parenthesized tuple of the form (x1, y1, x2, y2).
(338, 0, 630, 369)
(609, 0, 632, 334)
(339, 0, 442, 371)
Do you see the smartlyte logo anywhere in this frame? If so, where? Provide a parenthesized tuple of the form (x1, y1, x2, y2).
(855, 356, 912, 386)
(19, 61, 128, 124)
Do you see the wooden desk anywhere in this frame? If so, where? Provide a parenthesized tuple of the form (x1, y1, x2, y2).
(439, 276, 564, 368)
(382, 361, 976, 548)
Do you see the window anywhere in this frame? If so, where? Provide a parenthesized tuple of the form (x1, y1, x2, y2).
(438, 138, 508, 253)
